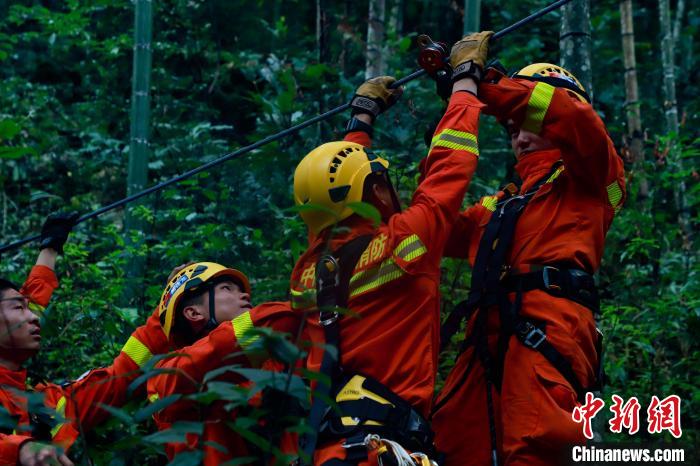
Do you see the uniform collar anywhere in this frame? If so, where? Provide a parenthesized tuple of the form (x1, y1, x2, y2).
(514, 149, 562, 193)
(0, 362, 26, 389)
(310, 216, 378, 251)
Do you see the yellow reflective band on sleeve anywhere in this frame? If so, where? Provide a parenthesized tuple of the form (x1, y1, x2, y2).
(232, 311, 259, 351)
(349, 258, 404, 298)
(348, 235, 426, 298)
(290, 287, 316, 310)
(28, 302, 45, 315)
(394, 234, 427, 262)
(606, 181, 623, 213)
(122, 336, 153, 368)
(522, 82, 555, 135)
(148, 393, 160, 403)
(430, 128, 479, 156)
(481, 196, 498, 212)
(50, 396, 67, 438)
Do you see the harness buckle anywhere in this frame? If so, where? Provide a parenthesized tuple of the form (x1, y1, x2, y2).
(542, 266, 562, 291)
(319, 311, 339, 327)
(317, 255, 341, 327)
(520, 322, 546, 349)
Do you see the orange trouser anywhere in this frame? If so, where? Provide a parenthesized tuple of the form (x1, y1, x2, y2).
(432, 294, 598, 466)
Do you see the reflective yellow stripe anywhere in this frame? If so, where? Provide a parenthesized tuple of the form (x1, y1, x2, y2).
(148, 393, 160, 403)
(545, 165, 565, 184)
(522, 82, 555, 134)
(606, 181, 623, 213)
(394, 234, 427, 262)
(121, 336, 153, 368)
(481, 196, 498, 212)
(50, 396, 66, 438)
(290, 287, 316, 310)
(232, 311, 258, 351)
(28, 302, 45, 314)
(430, 128, 479, 156)
(349, 258, 404, 298)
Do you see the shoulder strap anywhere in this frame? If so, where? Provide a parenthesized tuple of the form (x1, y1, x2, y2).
(440, 162, 563, 351)
(299, 234, 373, 464)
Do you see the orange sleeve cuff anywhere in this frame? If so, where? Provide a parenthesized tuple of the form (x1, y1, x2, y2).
(26, 265, 59, 288)
(20, 265, 59, 308)
(449, 90, 486, 108)
(344, 131, 372, 148)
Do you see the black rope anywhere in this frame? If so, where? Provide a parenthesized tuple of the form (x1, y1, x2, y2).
(0, 0, 574, 254)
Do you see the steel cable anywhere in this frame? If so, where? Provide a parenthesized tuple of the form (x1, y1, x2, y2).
(0, 0, 573, 254)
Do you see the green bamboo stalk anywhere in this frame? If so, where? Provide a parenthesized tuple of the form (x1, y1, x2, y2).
(464, 0, 481, 34)
(127, 0, 153, 200)
(659, 0, 691, 242)
(124, 0, 153, 303)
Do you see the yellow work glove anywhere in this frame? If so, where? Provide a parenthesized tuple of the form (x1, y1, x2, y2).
(449, 30, 494, 83)
(350, 76, 403, 120)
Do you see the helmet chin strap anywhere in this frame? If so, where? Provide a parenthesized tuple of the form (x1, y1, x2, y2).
(382, 171, 402, 214)
(200, 286, 219, 335)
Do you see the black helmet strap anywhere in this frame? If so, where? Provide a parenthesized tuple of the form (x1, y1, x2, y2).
(202, 286, 219, 334)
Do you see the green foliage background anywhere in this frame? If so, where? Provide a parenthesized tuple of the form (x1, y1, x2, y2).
(1, 0, 698, 463)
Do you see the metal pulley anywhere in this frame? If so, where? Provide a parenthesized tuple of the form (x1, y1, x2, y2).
(417, 34, 450, 77)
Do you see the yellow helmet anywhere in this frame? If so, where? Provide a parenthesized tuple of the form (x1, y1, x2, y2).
(514, 63, 589, 103)
(293, 141, 390, 235)
(157, 262, 250, 339)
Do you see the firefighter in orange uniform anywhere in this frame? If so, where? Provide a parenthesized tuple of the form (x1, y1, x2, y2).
(1, 213, 169, 466)
(431, 64, 626, 466)
(147, 262, 301, 465)
(290, 32, 493, 465)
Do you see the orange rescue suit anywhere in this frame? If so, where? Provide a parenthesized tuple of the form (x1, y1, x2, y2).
(431, 74, 626, 466)
(0, 265, 169, 464)
(289, 91, 483, 465)
(147, 301, 301, 465)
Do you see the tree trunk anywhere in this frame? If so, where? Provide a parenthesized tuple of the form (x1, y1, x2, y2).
(619, 0, 647, 198)
(463, 0, 481, 34)
(316, 0, 330, 64)
(659, 0, 679, 136)
(672, 0, 685, 46)
(340, 0, 351, 74)
(559, 0, 592, 100)
(658, 0, 690, 242)
(316, 0, 330, 140)
(672, 0, 690, 74)
(389, 0, 404, 36)
(124, 0, 153, 303)
(365, 0, 386, 79)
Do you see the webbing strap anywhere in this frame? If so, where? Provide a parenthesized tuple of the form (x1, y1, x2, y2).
(501, 267, 600, 313)
(440, 162, 563, 350)
(299, 235, 373, 465)
(512, 319, 586, 402)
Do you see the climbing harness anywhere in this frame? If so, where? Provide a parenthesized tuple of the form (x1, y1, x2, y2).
(298, 235, 373, 465)
(436, 162, 604, 466)
(298, 234, 437, 466)
(0, 0, 575, 255)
